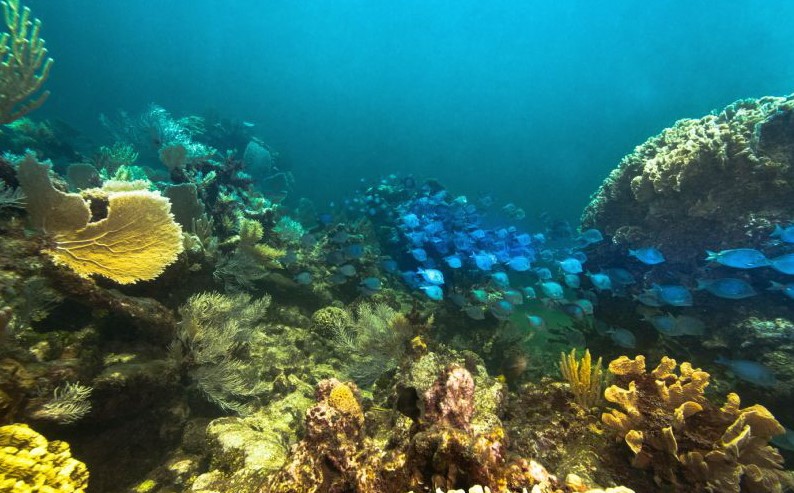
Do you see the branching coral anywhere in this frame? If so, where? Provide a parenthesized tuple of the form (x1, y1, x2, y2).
(0, 423, 89, 492)
(17, 154, 184, 284)
(559, 348, 603, 409)
(602, 355, 787, 492)
(0, 0, 53, 124)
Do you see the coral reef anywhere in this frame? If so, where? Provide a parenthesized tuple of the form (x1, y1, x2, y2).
(0, 423, 89, 492)
(601, 355, 789, 492)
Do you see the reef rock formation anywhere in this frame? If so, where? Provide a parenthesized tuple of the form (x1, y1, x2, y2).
(582, 95, 794, 265)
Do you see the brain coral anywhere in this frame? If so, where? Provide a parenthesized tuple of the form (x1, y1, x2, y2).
(581, 95, 794, 264)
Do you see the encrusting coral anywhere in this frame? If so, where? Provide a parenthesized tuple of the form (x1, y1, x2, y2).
(601, 355, 788, 492)
(17, 153, 184, 284)
(0, 0, 53, 124)
(0, 423, 89, 492)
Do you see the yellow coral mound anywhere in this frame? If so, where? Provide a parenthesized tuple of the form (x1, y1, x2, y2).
(602, 355, 786, 492)
(0, 423, 89, 492)
(18, 154, 183, 284)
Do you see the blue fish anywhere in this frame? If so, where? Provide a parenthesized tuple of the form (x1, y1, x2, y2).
(521, 287, 537, 300)
(770, 253, 794, 275)
(697, 278, 757, 299)
(629, 247, 665, 265)
(489, 300, 514, 321)
(329, 272, 348, 285)
(771, 224, 794, 244)
(471, 289, 489, 303)
(771, 427, 794, 452)
(526, 314, 545, 329)
(464, 305, 485, 320)
(715, 356, 777, 387)
(587, 272, 612, 291)
(652, 284, 693, 307)
(420, 285, 443, 301)
(559, 258, 583, 274)
(449, 292, 467, 307)
(580, 229, 603, 244)
(561, 303, 586, 321)
(360, 277, 382, 291)
(705, 249, 769, 269)
(380, 259, 399, 273)
(294, 272, 313, 285)
(564, 273, 581, 289)
(444, 255, 463, 269)
(605, 268, 636, 286)
(516, 233, 532, 246)
(675, 315, 705, 336)
(275, 247, 296, 264)
(502, 289, 523, 305)
(339, 264, 357, 277)
(507, 256, 531, 272)
(410, 248, 428, 262)
(540, 281, 565, 300)
(608, 327, 636, 349)
(535, 267, 553, 281)
(768, 281, 794, 300)
(418, 268, 445, 286)
(645, 314, 679, 336)
(491, 272, 510, 288)
(472, 252, 494, 271)
(345, 243, 365, 259)
(633, 289, 664, 307)
(573, 298, 594, 315)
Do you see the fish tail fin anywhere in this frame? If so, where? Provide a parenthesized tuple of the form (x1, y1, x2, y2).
(695, 279, 708, 290)
(715, 355, 728, 365)
(705, 250, 718, 261)
(769, 281, 783, 291)
(772, 224, 783, 237)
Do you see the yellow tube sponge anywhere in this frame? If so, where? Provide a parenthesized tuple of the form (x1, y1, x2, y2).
(47, 190, 184, 284)
(0, 0, 53, 124)
(0, 423, 89, 492)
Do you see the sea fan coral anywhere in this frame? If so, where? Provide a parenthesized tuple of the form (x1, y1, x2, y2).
(47, 190, 183, 284)
(17, 154, 184, 284)
(602, 355, 787, 492)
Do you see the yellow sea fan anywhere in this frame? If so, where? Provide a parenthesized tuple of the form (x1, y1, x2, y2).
(46, 190, 183, 284)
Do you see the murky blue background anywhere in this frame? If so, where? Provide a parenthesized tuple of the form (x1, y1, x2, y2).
(31, 0, 794, 222)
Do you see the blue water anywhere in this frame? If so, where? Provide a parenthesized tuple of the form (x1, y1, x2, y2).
(32, 0, 794, 223)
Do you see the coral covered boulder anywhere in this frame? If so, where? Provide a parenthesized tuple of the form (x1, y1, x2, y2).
(582, 95, 794, 264)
